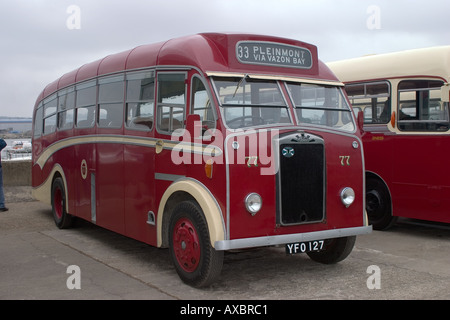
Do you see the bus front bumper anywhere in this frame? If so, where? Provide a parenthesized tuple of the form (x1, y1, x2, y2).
(214, 226, 372, 251)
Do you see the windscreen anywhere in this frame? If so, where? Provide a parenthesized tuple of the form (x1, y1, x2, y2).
(286, 83, 355, 132)
(211, 76, 355, 132)
(212, 76, 292, 129)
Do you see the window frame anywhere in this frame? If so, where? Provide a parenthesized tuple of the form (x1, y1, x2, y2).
(33, 103, 44, 138)
(211, 76, 292, 129)
(286, 82, 355, 132)
(190, 74, 217, 132)
(97, 74, 125, 129)
(43, 93, 58, 135)
(156, 72, 187, 134)
(57, 86, 76, 131)
(125, 70, 155, 131)
(75, 80, 97, 129)
(397, 79, 449, 132)
(344, 81, 391, 124)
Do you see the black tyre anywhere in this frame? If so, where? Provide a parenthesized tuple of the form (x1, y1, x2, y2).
(307, 236, 356, 264)
(51, 177, 73, 229)
(366, 177, 396, 230)
(168, 201, 223, 287)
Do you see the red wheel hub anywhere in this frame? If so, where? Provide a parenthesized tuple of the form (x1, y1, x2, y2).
(172, 218, 201, 272)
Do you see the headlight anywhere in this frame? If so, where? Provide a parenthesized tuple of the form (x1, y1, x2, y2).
(245, 193, 262, 215)
(340, 187, 355, 208)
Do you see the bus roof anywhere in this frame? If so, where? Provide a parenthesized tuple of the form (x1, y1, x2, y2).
(327, 45, 450, 84)
(36, 33, 339, 105)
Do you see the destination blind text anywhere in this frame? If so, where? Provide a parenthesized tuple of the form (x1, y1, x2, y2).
(236, 41, 313, 69)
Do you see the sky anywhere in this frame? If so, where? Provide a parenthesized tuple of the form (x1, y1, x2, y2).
(0, 0, 449, 118)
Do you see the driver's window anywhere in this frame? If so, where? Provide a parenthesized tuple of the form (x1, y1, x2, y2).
(191, 76, 216, 131)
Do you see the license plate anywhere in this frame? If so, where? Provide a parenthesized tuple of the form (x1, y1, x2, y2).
(285, 240, 325, 254)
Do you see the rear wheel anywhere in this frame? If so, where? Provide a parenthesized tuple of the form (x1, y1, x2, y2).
(307, 236, 356, 264)
(366, 177, 396, 230)
(51, 177, 73, 229)
(169, 201, 223, 287)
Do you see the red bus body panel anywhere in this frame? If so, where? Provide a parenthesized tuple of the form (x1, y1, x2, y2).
(364, 128, 450, 223)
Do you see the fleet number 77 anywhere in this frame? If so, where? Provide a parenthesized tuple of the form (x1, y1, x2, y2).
(339, 155, 350, 166)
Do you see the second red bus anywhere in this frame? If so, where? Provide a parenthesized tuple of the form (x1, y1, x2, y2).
(329, 46, 450, 229)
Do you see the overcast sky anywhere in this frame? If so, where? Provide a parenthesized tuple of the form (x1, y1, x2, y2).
(1, 0, 449, 118)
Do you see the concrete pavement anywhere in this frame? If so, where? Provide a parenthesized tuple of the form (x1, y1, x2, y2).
(0, 200, 176, 300)
(1, 186, 450, 300)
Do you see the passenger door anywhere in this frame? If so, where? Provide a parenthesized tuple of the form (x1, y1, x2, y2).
(73, 81, 97, 222)
(154, 72, 188, 196)
(94, 75, 125, 234)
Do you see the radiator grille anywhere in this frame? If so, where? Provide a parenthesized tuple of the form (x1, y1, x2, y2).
(278, 142, 325, 225)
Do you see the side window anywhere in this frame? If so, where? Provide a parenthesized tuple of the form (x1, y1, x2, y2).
(191, 76, 216, 131)
(126, 70, 155, 131)
(345, 81, 390, 124)
(58, 86, 75, 130)
(398, 80, 449, 131)
(76, 80, 96, 128)
(43, 94, 57, 135)
(33, 103, 43, 138)
(98, 75, 124, 128)
(156, 73, 186, 133)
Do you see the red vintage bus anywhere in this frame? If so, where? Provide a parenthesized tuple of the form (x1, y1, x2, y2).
(328, 46, 450, 230)
(32, 33, 371, 287)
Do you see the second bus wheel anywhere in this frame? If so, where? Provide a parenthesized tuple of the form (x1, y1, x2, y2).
(366, 177, 396, 230)
(168, 201, 223, 287)
(51, 177, 73, 229)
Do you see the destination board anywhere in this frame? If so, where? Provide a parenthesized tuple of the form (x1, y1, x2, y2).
(236, 41, 313, 69)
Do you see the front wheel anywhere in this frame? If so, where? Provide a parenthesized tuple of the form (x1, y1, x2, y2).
(51, 177, 73, 229)
(168, 201, 223, 287)
(307, 236, 356, 264)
